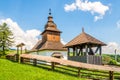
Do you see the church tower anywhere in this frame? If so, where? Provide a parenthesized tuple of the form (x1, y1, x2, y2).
(41, 9, 61, 43)
(32, 9, 66, 52)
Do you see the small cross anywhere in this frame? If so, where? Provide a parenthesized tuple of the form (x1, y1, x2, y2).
(49, 8, 51, 15)
(82, 27, 84, 32)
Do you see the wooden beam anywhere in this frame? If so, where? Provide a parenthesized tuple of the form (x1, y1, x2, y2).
(109, 71, 114, 80)
(95, 47, 99, 53)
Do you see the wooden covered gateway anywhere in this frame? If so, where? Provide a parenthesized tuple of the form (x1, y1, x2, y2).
(65, 28, 106, 65)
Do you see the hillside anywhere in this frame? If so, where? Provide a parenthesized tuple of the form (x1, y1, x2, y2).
(0, 59, 86, 80)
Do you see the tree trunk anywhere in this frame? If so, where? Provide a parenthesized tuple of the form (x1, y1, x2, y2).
(2, 41, 5, 55)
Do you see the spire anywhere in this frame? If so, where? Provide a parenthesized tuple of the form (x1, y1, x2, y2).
(82, 27, 84, 33)
(48, 8, 53, 22)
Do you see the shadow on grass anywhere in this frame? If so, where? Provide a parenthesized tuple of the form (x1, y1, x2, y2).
(20, 62, 78, 77)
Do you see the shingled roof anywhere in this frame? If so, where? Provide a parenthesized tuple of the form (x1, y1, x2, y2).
(32, 41, 66, 51)
(65, 30, 106, 48)
(31, 40, 42, 51)
(41, 15, 61, 35)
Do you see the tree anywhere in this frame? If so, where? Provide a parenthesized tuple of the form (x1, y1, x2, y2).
(0, 23, 14, 55)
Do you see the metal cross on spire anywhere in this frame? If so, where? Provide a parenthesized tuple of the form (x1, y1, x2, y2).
(49, 8, 51, 15)
(82, 27, 84, 33)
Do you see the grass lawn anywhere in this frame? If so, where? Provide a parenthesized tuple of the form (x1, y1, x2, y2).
(0, 59, 87, 80)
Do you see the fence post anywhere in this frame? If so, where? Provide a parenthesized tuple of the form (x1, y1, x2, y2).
(16, 54, 19, 62)
(33, 59, 37, 66)
(109, 71, 114, 80)
(51, 62, 55, 70)
(78, 67, 81, 77)
(20, 57, 24, 63)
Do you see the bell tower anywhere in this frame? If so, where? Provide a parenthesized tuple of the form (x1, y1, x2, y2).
(41, 9, 61, 43)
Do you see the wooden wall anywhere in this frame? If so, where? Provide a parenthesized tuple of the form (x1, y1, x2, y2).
(42, 31, 60, 42)
(68, 55, 102, 65)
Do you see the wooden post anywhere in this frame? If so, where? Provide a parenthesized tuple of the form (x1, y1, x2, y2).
(67, 48, 70, 57)
(76, 47, 78, 56)
(20, 57, 24, 63)
(51, 62, 55, 70)
(78, 47, 81, 56)
(17, 47, 19, 54)
(21, 46, 22, 54)
(109, 71, 114, 80)
(73, 47, 75, 56)
(99, 46, 102, 55)
(16, 54, 19, 62)
(33, 59, 37, 66)
(85, 45, 88, 55)
(78, 67, 81, 77)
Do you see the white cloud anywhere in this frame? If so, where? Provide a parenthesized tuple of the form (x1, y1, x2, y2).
(64, 0, 109, 21)
(117, 20, 120, 28)
(64, 3, 77, 12)
(94, 15, 103, 22)
(103, 42, 120, 54)
(61, 38, 67, 45)
(0, 18, 41, 50)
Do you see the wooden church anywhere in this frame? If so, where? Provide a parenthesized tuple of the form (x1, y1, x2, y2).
(32, 10, 67, 58)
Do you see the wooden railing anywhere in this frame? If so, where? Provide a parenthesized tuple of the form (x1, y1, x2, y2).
(18, 54, 120, 80)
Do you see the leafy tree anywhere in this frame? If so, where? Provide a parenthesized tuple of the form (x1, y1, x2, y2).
(0, 23, 14, 55)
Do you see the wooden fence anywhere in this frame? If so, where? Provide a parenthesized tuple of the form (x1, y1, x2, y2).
(6, 53, 19, 62)
(18, 54, 120, 80)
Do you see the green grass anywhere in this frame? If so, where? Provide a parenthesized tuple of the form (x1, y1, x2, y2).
(0, 59, 87, 80)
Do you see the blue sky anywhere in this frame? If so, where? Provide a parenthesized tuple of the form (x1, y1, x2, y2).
(0, 0, 120, 53)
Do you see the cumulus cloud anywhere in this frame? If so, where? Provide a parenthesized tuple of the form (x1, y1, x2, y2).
(64, 0, 109, 21)
(0, 18, 41, 50)
(64, 3, 76, 12)
(117, 20, 120, 28)
(103, 42, 120, 54)
(61, 38, 67, 45)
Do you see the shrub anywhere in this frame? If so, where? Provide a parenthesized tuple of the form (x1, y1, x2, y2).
(108, 60, 117, 65)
